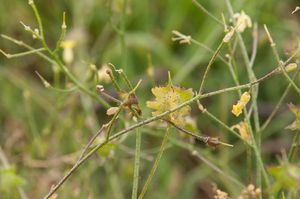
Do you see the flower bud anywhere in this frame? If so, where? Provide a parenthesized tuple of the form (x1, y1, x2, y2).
(255, 188, 261, 196)
(223, 31, 234, 43)
(285, 63, 297, 72)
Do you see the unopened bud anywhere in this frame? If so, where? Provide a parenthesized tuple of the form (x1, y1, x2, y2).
(223, 31, 234, 43)
(247, 184, 255, 191)
(255, 188, 261, 196)
(107, 107, 119, 115)
(33, 29, 39, 39)
(106, 69, 112, 74)
(285, 63, 297, 72)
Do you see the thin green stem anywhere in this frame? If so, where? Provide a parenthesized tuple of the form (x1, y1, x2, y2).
(227, 41, 239, 84)
(138, 124, 171, 199)
(120, 70, 133, 90)
(247, 146, 252, 183)
(106, 106, 123, 141)
(258, 68, 300, 135)
(24, 91, 39, 139)
(13, 19, 110, 108)
(192, 150, 245, 189)
(108, 0, 122, 35)
(288, 129, 300, 163)
(29, 0, 44, 38)
(77, 126, 106, 162)
(0, 48, 45, 58)
(164, 118, 233, 147)
(201, 108, 252, 147)
(132, 129, 141, 199)
(250, 22, 258, 67)
(53, 12, 67, 55)
(264, 25, 300, 95)
(190, 38, 229, 65)
(163, 119, 207, 142)
(199, 40, 226, 95)
(20, 21, 42, 40)
(36, 70, 78, 93)
(284, 46, 300, 65)
(21, 18, 107, 107)
(1, 34, 57, 65)
(49, 53, 110, 108)
(121, 0, 127, 72)
(107, 64, 122, 92)
(192, 0, 224, 27)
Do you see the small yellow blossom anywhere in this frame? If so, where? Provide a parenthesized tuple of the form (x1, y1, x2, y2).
(231, 91, 251, 117)
(231, 10, 252, 33)
(231, 120, 252, 144)
(60, 40, 76, 64)
(98, 64, 111, 83)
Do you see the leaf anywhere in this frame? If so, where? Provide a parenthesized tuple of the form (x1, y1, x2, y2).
(285, 103, 300, 130)
(0, 167, 25, 195)
(267, 153, 300, 194)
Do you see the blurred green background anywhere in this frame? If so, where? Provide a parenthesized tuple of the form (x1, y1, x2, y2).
(0, 0, 299, 198)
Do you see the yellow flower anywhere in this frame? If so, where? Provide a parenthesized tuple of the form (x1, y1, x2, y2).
(230, 120, 252, 144)
(60, 40, 76, 64)
(146, 74, 194, 127)
(231, 91, 251, 117)
(231, 10, 252, 33)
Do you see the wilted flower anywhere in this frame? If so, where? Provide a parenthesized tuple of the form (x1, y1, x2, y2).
(231, 10, 252, 33)
(232, 90, 251, 117)
(230, 120, 252, 144)
(146, 73, 194, 127)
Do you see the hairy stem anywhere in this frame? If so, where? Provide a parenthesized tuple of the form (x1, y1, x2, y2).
(138, 124, 171, 199)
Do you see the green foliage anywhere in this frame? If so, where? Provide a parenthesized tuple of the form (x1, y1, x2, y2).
(268, 153, 300, 194)
(285, 103, 300, 130)
(0, 167, 25, 197)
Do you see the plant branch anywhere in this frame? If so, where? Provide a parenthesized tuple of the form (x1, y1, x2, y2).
(191, 150, 245, 189)
(199, 40, 226, 95)
(138, 124, 171, 199)
(192, 0, 225, 27)
(264, 24, 300, 95)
